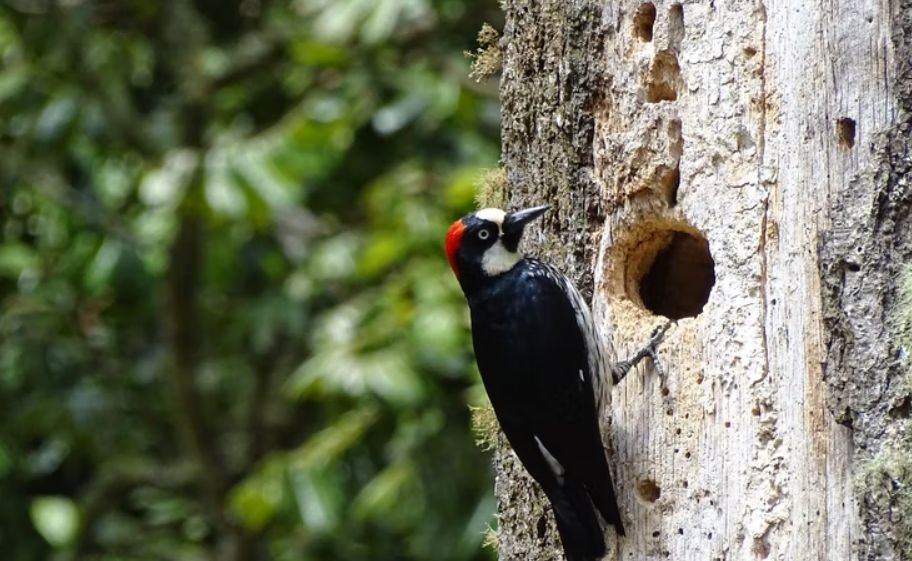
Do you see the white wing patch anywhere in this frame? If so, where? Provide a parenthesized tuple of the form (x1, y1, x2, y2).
(535, 435, 565, 482)
(564, 274, 611, 412)
(531, 261, 611, 411)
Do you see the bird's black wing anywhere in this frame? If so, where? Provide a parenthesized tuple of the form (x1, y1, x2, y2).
(470, 259, 625, 542)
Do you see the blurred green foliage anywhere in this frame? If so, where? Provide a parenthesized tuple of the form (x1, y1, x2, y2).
(0, 1, 501, 560)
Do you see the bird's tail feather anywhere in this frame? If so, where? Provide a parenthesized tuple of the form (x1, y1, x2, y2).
(586, 475, 626, 536)
(547, 480, 606, 561)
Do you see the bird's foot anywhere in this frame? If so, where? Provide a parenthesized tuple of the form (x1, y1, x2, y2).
(611, 321, 673, 385)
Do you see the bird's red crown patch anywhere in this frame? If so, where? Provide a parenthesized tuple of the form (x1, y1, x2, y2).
(445, 219, 466, 276)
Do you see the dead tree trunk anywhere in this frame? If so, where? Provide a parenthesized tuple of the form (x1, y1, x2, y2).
(495, 1, 912, 560)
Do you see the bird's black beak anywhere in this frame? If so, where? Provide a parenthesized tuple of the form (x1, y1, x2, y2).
(502, 205, 549, 251)
(503, 205, 550, 234)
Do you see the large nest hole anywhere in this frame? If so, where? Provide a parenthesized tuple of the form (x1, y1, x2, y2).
(624, 225, 714, 319)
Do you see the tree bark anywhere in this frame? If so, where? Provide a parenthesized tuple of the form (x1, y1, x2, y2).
(496, 1, 912, 560)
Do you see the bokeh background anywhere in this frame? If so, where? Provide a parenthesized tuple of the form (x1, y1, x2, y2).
(0, 1, 502, 559)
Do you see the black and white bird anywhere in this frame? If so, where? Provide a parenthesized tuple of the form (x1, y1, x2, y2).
(446, 205, 624, 561)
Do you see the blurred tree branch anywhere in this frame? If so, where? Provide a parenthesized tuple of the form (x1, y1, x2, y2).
(245, 339, 288, 466)
(165, 175, 228, 532)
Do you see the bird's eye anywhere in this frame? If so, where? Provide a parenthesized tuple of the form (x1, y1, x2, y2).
(478, 229, 491, 240)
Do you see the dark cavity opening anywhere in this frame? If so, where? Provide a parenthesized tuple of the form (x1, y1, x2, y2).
(536, 515, 547, 539)
(661, 164, 680, 206)
(836, 117, 856, 148)
(636, 477, 661, 502)
(639, 230, 714, 319)
(634, 3, 657, 41)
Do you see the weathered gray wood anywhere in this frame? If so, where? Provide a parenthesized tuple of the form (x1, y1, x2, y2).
(496, 1, 912, 560)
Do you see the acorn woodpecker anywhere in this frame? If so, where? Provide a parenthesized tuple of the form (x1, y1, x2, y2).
(446, 205, 624, 561)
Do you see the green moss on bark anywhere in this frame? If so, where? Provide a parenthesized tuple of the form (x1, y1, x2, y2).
(475, 167, 507, 209)
(855, 429, 912, 555)
(470, 400, 499, 451)
(854, 265, 912, 556)
(465, 23, 502, 82)
(482, 523, 499, 551)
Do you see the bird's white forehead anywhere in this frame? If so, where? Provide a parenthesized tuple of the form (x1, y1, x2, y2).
(475, 208, 507, 226)
(475, 208, 506, 225)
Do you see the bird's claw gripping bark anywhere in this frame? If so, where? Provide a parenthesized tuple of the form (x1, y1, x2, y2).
(611, 321, 673, 385)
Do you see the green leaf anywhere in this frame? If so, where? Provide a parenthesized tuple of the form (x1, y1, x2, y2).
(288, 406, 378, 470)
(288, 347, 424, 404)
(138, 150, 197, 207)
(289, 466, 343, 532)
(372, 94, 427, 135)
(84, 239, 122, 294)
(205, 150, 247, 217)
(357, 232, 406, 277)
(228, 460, 285, 531)
(352, 460, 418, 522)
(0, 244, 38, 278)
(30, 496, 79, 548)
(34, 95, 77, 142)
(308, 234, 359, 281)
(289, 39, 347, 66)
(231, 407, 378, 531)
(0, 68, 28, 104)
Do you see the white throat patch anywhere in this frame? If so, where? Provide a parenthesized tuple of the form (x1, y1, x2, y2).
(481, 239, 521, 276)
